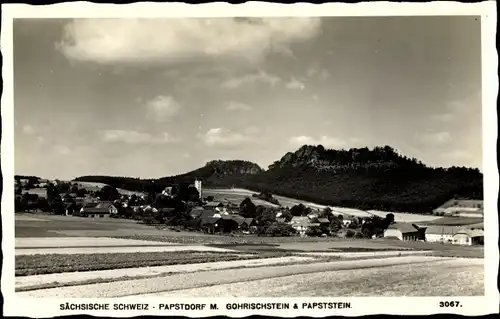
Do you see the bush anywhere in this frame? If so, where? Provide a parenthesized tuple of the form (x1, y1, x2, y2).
(345, 229, 356, 238)
(265, 222, 296, 237)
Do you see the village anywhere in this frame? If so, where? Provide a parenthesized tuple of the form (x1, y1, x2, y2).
(15, 176, 484, 246)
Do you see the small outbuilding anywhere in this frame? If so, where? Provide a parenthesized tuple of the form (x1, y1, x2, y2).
(453, 229, 484, 246)
(383, 223, 424, 241)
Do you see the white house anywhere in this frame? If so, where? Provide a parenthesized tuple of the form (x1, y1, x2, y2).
(383, 223, 422, 241)
(424, 225, 462, 243)
(452, 229, 484, 246)
(289, 216, 320, 237)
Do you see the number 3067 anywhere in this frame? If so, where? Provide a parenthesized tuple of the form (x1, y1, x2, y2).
(440, 301, 460, 307)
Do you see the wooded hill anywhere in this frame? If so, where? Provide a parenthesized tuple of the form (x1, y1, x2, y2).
(73, 145, 483, 214)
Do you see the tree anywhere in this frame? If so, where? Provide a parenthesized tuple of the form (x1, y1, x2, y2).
(240, 197, 257, 218)
(76, 188, 88, 197)
(305, 225, 324, 237)
(281, 208, 293, 222)
(97, 185, 121, 201)
(265, 222, 296, 237)
(329, 215, 343, 234)
(290, 204, 307, 216)
(47, 184, 65, 215)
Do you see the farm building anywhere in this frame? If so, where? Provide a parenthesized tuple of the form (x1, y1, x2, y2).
(424, 225, 462, 243)
(383, 223, 424, 241)
(204, 201, 224, 209)
(453, 229, 484, 246)
(80, 201, 118, 218)
(289, 216, 320, 237)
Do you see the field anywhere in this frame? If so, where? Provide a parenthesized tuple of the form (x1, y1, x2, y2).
(71, 181, 146, 197)
(14, 213, 484, 297)
(205, 188, 447, 223)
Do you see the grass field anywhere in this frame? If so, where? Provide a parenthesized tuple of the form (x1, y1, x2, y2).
(72, 181, 146, 197)
(15, 251, 268, 276)
(204, 188, 446, 223)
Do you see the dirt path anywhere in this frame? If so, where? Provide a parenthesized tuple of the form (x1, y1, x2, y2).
(147, 258, 484, 297)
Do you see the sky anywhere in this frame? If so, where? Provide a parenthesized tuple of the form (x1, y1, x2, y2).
(13, 16, 483, 180)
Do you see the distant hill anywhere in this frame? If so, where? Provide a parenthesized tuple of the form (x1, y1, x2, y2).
(73, 145, 483, 214)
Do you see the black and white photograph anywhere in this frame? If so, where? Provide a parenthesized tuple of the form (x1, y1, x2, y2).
(2, 1, 498, 317)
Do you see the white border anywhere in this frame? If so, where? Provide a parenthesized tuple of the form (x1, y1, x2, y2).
(2, 1, 498, 317)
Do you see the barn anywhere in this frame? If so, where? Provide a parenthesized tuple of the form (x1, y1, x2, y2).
(383, 223, 424, 241)
(453, 229, 484, 246)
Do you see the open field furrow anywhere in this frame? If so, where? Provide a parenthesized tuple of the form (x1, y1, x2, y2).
(147, 259, 484, 297)
(16, 245, 236, 256)
(17, 256, 466, 298)
(16, 256, 315, 291)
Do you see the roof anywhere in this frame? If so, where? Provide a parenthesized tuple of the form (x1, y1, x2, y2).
(466, 222, 484, 230)
(191, 209, 218, 220)
(454, 229, 484, 237)
(205, 201, 223, 207)
(159, 208, 176, 214)
(424, 225, 463, 235)
(200, 217, 222, 226)
(82, 207, 112, 214)
(94, 201, 115, 209)
(386, 223, 419, 234)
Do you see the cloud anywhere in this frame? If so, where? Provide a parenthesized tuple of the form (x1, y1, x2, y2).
(145, 95, 181, 122)
(102, 130, 175, 145)
(202, 127, 257, 148)
(56, 18, 321, 64)
(286, 78, 305, 90)
(53, 145, 71, 155)
(432, 113, 454, 122)
(226, 101, 253, 112)
(289, 135, 348, 148)
(221, 71, 280, 89)
(415, 131, 452, 146)
(306, 68, 331, 80)
(22, 124, 35, 135)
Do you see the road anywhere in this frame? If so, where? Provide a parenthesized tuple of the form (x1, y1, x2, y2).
(17, 256, 483, 298)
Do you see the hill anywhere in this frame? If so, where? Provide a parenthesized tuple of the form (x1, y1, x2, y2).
(73, 145, 483, 214)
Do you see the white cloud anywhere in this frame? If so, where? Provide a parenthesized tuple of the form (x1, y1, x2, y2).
(432, 113, 454, 122)
(146, 95, 181, 122)
(306, 67, 330, 80)
(202, 127, 257, 148)
(286, 78, 305, 90)
(415, 131, 452, 146)
(56, 18, 321, 64)
(221, 71, 280, 89)
(103, 130, 175, 145)
(289, 135, 347, 148)
(226, 101, 253, 111)
(53, 145, 71, 155)
(22, 124, 35, 135)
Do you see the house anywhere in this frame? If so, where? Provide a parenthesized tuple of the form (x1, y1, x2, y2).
(204, 201, 224, 209)
(191, 209, 217, 220)
(317, 218, 330, 225)
(64, 202, 77, 216)
(200, 216, 223, 234)
(453, 229, 484, 246)
(81, 201, 118, 218)
(289, 216, 320, 237)
(159, 208, 176, 217)
(383, 223, 424, 241)
(424, 225, 463, 243)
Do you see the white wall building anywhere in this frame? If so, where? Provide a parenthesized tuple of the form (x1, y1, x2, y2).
(194, 180, 202, 199)
(424, 225, 462, 243)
